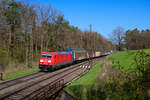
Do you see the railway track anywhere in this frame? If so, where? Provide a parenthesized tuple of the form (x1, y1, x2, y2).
(0, 72, 47, 91)
(0, 62, 86, 92)
(0, 57, 103, 100)
(0, 61, 89, 99)
(19, 64, 88, 100)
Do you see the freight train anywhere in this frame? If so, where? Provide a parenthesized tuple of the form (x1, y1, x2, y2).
(39, 48, 110, 71)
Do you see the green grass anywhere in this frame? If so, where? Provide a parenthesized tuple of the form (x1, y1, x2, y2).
(0, 45, 40, 81)
(67, 62, 101, 86)
(109, 49, 150, 99)
(111, 50, 136, 73)
(65, 62, 102, 99)
(2, 67, 40, 81)
(110, 49, 150, 74)
(144, 49, 150, 54)
(64, 49, 150, 100)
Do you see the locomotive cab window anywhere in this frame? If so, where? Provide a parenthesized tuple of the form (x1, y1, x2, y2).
(47, 54, 52, 58)
(41, 54, 52, 58)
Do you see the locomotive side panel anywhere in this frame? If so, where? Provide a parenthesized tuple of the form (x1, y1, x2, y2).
(39, 51, 72, 71)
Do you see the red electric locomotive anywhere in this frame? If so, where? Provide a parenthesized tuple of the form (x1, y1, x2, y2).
(39, 51, 72, 71)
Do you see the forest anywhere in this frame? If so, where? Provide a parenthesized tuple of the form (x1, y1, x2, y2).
(0, 0, 150, 73)
(110, 27, 150, 51)
(0, 0, 150, 100)
(0, 0, 112, 72)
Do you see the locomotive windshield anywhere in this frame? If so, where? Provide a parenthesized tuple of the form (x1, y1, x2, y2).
(41, 54, 52, 58)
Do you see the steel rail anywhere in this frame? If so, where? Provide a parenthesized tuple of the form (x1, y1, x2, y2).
(21, 63, 88, 100)
(0, 61, 88, 100)
(0, 72, 46, 91)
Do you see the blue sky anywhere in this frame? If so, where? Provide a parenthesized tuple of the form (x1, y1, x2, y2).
(30, 0, 150, 38)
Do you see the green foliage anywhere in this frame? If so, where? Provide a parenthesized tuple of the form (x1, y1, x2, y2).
(67, 50, 150, 100)
(125, 28, 150, 49)
(33, 52, 40, 62)
(0, 45, 10, 71)
(134, 50, 150, 76)
(4, 0, 22, 24)
(111, 49, 150, 76)
(95, 79, 137, 100)
(14, 50, 25, 63)
(106, 50, 150, 100)
(65, 62, 102, 100)
(94, 72, 149, 100)
(111, 50, 137, 74)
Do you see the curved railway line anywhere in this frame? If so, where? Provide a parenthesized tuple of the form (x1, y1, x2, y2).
(0, 57, 104, 100)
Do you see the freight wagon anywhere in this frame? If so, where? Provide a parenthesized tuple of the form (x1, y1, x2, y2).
(66, 48, 89, 61)
(95, 51, 101, 57)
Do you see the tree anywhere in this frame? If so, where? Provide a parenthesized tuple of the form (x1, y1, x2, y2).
(110, 27, 125, 51)
(141, 30, 150, 49)
(0, 0, 9, 47)
(3, 0, 22, 56)
(0, 0, 113, 72)
(125, 28, 140, 50)
(37, 3, 59, 52)
(21, 1, 37, 68)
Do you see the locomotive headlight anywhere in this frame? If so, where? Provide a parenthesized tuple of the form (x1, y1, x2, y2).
(48, 60, 51, 63)
(40, 60, 44, 62)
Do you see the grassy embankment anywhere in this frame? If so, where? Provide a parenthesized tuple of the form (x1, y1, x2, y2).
(111, 49, 150, 74)
(65, 49, 150, 100)
(2, 67, 39, 81)
(65, 62, 102, 100)
(110, 50, 137, 74)
(0, 45, 40, 81)
(109, 49, 150, 99)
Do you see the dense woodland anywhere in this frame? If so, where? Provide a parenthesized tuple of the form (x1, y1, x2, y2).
(125, 29, 150, 50)
(111, 27, 150, 51)
(0, 0, 112, 71)
(0, 0, 150, 72)
(0, 0, 150, 99)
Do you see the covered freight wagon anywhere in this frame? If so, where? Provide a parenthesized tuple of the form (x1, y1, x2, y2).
(87, 50, 95, 58)
(95, 51, 101, 57)
(66, 48, 88, 61)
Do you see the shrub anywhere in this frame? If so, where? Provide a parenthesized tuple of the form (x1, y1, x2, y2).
(0, 45, 10, 72)
(100, 50, 150, 100)
(90, 50, 150, 100)
(14, 50, 25, 63)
